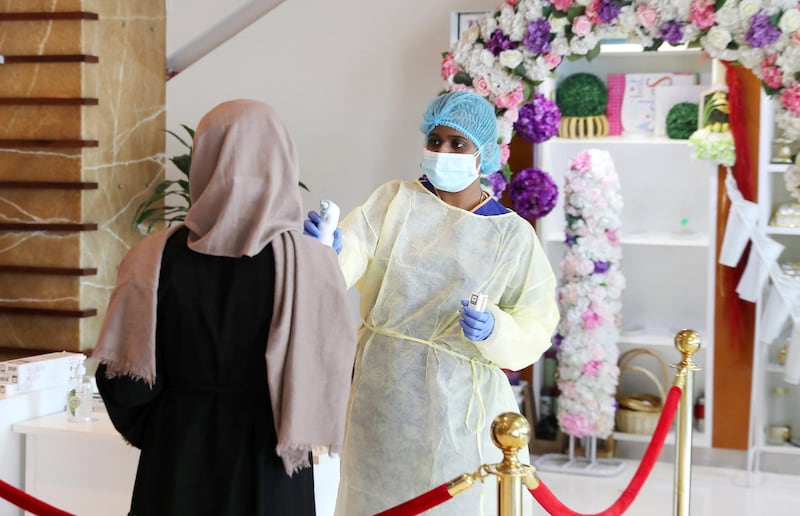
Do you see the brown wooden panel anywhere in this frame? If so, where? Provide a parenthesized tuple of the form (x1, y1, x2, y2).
(0, 265, 95, 275)
(0, 97, 98, 105)
(0, 181, 97, 190)
(0, 305, 95, 318)
(0, 139, 97, 148)
(0, 12, 98, 21)
(0, 222, 97, 231)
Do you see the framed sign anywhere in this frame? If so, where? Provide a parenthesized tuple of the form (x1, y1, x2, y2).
(450, 11, 488, 45)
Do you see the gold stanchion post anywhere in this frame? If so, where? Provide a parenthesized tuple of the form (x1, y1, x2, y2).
(491, 412, 532, 516)
(672, 329, 701, 516)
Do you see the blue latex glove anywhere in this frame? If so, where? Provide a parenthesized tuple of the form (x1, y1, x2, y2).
(459, 300, 494, 341)
(303, 210, 342, 254)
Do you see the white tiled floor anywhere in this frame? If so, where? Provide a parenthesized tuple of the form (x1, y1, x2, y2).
(534, 459, 800, 515)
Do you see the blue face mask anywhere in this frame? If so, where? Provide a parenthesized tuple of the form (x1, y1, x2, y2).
(420, 149, 480, 193)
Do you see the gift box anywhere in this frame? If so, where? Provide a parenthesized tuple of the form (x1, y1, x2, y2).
(607, 73, 699, 136)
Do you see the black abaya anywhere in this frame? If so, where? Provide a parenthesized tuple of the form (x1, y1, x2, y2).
(97, 227, 315, 516)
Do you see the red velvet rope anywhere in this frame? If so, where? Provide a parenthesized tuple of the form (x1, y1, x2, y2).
(373, 483, 453, 516)
(528, 385, 683, 516)
(0, 478, 75, 516)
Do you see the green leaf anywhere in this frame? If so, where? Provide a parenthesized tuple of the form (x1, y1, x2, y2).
(180, 124, 195, 140)
(453, 71, 474, 86)
(769, 13, 781, 26)
(726, 40, 739, 50)
(512, 63, 527, 78)
(541, 5, 554, 18)
(714, 0, 726, 10)
(586, 43, 602, 62)
(643, 38, 664, 52)
(687, 39, 702, 49)
(566, 53, 583, 62)
(566, 5, 586, 21)
(298, 180, 310, 192)
(165, 129, 192, 151)
(170, 154, 192, 176)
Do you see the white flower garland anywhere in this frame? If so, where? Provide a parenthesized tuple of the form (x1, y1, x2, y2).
(555, 149, 625, 438)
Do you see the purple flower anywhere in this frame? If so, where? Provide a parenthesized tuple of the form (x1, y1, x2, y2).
(509, 168, 558, 220)
(552, 334, 563, 347)
(523, 19, 551, 55)
(514, 94, 561, 144)
(598, 0, 622, 24)
(660, 21, 685, 45)
(593, 260, 610, 274)
(565, 234, 578, 247)
(486, 29, 518, 56)
(745, 12, 781, 48)
(486, 171, 508, 199)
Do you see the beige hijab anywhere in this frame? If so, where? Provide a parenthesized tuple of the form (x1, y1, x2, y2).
(93, 99, 357, 474)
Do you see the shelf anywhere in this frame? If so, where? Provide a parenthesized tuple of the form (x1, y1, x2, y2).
(545, 135, 693, 146)
(0, 305, 96, 318)
(613, 429, 707, 445)
(0, 266, 97, 276)
(766, 163, 791, 173)
(765, 364, 786, 374)
(0, 54, 98, 64)
(763, 226, 800, 236)
(0, 12, 98, 21)
(544, 231, 709, 247)
(755, 443, 800, 455)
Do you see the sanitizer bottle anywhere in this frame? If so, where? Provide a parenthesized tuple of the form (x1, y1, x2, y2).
(318, 200, 340, 247)
(67, 362, 94, 422)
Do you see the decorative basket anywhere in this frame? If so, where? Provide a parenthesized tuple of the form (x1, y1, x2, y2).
(559, 114, 610, 139)
(615, 348, 668, 435)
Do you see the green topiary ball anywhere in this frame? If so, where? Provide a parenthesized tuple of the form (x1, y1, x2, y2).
(555, 73, 608, 117)
(666, 102, 699, 139)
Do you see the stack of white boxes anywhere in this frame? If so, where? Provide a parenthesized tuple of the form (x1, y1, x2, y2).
(0, 352, 85, 396)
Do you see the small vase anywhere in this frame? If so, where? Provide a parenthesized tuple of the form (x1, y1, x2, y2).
(559, 115, 609, 139)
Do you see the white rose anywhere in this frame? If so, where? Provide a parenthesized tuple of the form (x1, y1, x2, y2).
(575, 0, 592, 6)
(462, 24, 480, 45)
(549, 16, 569, 34)
(780, 9, 800, 33)
(499, 49, 524, 69)
(706, 26, 733, 49)
(739, 0, 762, 19)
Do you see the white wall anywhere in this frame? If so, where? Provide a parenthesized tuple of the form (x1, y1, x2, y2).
(165, 0, 497, 216)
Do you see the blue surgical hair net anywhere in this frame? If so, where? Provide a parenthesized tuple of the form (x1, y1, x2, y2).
(420, 91, 501, 175)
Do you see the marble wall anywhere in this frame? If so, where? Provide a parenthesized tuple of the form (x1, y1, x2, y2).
(0, 1, 165, 355)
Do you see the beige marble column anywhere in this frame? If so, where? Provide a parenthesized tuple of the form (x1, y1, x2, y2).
(0, 0, 165, 356)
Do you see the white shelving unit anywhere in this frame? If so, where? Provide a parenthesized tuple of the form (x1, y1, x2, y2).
(534, 49, 717, 449)
(746, 91, 800, 477)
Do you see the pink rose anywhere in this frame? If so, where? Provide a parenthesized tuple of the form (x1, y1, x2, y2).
(506, 0, 520, 6)
(503, 106, 520, 124)
(582, 308, 602, 330)
(763, 66, 784, 90)
(494, 84, 524, 110)
(636, 5, 659, 29)
(781, 84, 800, 115)
(560, 413, 594, 438)
(553, 0, 572, 12)
(792, 30, 800, 47)
(440, 53, 458, 81)
(689, 0, 716, 30)
(572, 15, 593, 38)
(605, 229, 620, 245)
(570, 151, 592, 172)
(543, 52, 562, 69)
(499, 143, 511, 166)
(582, 359, 602, 376)
(473, 75, 491, 97)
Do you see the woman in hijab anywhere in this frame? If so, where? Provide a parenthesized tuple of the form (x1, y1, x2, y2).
(93, 99, 357, 516)
(305, 90, 559, 515)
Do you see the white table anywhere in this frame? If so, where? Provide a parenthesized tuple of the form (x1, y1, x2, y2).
(12, 411, 139, 516)
(12, 412, 341, 516)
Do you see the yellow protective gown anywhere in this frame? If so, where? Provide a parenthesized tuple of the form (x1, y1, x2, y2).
(334, 180, 559, 516)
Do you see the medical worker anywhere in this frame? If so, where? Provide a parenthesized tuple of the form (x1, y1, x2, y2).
(306, 90, 559, 515)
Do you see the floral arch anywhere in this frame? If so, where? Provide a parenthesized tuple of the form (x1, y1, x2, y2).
(442, 0, 800, 206)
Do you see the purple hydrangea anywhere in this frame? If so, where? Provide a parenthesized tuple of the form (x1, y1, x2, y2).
(486, 29, 518, 56)
(552, 333, 563, 347)
(593, 260, 610, 274)
(565, 234, 578, 247)
(523, 19, 551, 55)
(509, 168, 558, 220)
(746, 12, 781, 48)
(660, 21, 685, 45)
(598, 0, 623, 24)
(514, 94, 561, 144)
(486, 171, 508, 200)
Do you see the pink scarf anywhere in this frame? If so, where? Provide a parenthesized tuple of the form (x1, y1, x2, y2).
(93, 100, 357, 474)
